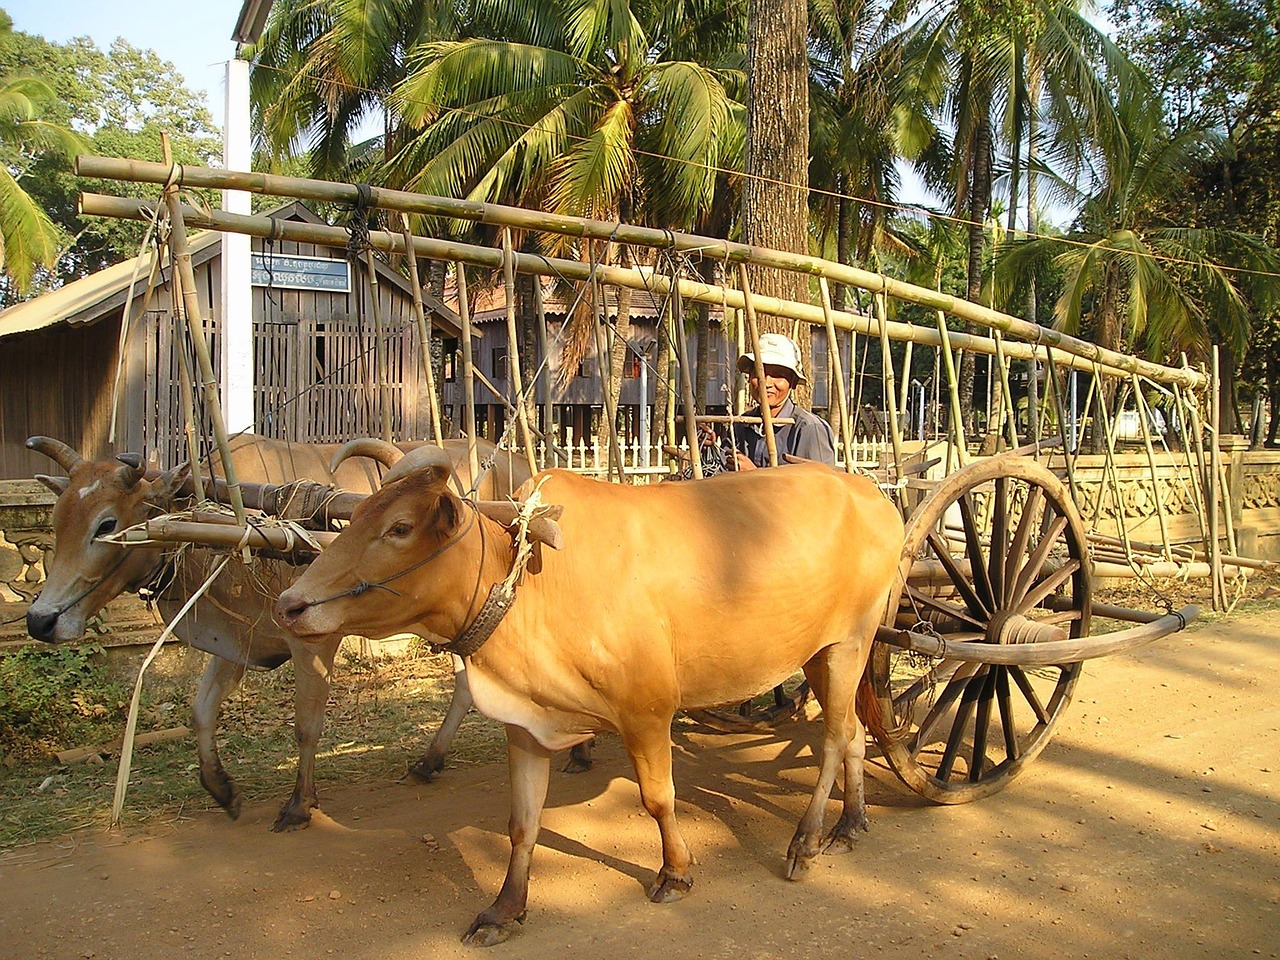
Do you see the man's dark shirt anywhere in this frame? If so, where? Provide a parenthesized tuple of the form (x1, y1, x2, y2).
(732, 397, 837, 468)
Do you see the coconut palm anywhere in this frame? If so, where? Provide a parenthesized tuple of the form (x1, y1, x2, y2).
(994, 96, 1280, 371)
(248, 0, 461, 179)
(890, 0, 1136, 429)
(387, 0, 743, 447)
(0, 17, 86, 295)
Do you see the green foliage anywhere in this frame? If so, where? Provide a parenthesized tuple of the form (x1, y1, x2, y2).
(0, 644, 127, 763)
(0, 21, 219, 300)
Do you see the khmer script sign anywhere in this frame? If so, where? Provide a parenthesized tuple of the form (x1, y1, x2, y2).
(251, 253, 351, 292)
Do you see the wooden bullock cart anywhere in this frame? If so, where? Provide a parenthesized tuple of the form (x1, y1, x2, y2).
(71, 155, 1258, 807)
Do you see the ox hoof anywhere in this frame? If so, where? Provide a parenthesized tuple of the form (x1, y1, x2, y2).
(561, 739, 595, 775)
(821, 813, 868, 856)
(270, 806, 314, 833)
(407, 751, 446, 783)
(462, 912, 525, 947)
(201, 770, 242, 820)
(784, 837, 820, 880)
(647, 875, 693, 903)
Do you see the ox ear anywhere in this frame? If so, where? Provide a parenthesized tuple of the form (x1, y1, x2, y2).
(35, 474, 70, 496)
(148, 461, 191, 504)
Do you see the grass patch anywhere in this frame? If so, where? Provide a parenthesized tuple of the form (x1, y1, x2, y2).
(0, 641, 507, 851)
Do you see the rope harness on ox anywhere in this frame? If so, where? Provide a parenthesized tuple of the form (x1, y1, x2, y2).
(295, 480, 552, 658)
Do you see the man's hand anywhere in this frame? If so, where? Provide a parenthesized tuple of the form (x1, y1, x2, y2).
(735, 453, 756, 471)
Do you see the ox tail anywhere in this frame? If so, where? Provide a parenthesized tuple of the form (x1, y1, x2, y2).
(855, 664, 888, 743)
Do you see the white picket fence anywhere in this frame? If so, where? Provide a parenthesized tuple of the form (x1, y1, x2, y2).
(532, 429, 886, 484)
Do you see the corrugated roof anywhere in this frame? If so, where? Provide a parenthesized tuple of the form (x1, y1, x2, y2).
(0, 231, 220, 340)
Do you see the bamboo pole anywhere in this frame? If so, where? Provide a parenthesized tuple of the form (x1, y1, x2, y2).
(899, 339, 914, 417)
(1043, 348, 1079, 507)
(502, 229, 539, 476)
(737, 264, 778, 467)
(165, 245, 207, 501)
(84, 193, 1174, 385)
(591, 271, 626, 481)
(1172, 382, 1210, 550)
(159, 136, 206, 500)
(668, 269, 704, 478)
(362, 249, 394, 442)
(993, 331, 1019, 449)
(454, 264, 481, 481)
(76, 162, 1206, 391)
(1184, 379, 1216, 577)
(935, 310, 968, 469)
(1089, 365, 1134, 564)
(399, 216, 444, 446)
(1131, 375, 1173, 560)
(161, 183, 246, 524)
(874, 292, 904, 480)
(1209, 347, 1224, 608)
(819, 278, 855, 473)
(533, 278, 555, 465)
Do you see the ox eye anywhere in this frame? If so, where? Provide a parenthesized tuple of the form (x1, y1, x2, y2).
(387, 521, 414, 539)
(95, 518, 117, 538)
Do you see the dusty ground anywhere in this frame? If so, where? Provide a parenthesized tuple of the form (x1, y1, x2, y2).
(1, 609, 1277, 960)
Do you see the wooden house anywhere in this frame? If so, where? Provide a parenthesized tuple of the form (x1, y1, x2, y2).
(441, 280, 847, 444)
(0, 202, 460, 480)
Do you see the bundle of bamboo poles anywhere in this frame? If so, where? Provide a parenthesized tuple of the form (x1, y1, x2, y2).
(76, 154, 1257, 609)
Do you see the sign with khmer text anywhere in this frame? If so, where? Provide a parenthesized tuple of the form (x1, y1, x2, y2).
(251, 253, 351, 293)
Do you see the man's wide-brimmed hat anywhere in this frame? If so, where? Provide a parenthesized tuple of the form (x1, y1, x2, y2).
(737, 332, 807, 384)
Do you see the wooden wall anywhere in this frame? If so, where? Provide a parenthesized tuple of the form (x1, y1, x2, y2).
(0, 217, 432, 480)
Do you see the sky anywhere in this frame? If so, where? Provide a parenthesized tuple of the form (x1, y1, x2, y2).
(5, 0, 247, 132)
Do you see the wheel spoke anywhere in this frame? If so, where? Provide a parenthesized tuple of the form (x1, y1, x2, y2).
(905, 584, 988, 629)
(1010, 665, 1051, 725)
(892, 659, 964, 717)
(1003, 485, 1044, 606)
(1038, 609, 1083, 626)
(996, 667, 1019, 762)
(1017, 559, 1082, 615)
(936, 671, 984, 781)
(958, 493, 997, 614)
(924, 532, 991, 620)
(988, 478, 1009, 607)
(970, 669, 998, 781)
(1010, 514, 1069, 604)
(915, 661, 982, 747)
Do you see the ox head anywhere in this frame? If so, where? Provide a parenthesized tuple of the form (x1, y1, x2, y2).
(26, 436, 190, 642)
(273, 445, 468, 641)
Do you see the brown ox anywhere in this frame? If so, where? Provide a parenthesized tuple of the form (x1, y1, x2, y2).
(25, 434, 529, 830)
(274, 453, 903, 945)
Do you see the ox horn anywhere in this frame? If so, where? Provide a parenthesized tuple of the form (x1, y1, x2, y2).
(26, 436, 85, 472)
(329, 438, 404, 474)
(115, 452, 147, 487)
(383, 445, 454, 486)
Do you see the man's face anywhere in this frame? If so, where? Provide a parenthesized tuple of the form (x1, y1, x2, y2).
(748, 364, 795, 413)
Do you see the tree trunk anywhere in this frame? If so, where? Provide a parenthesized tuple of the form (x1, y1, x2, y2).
(834, 189, 854, 313)
(744, 0, 811, 400)
(959, 115, 992, 435)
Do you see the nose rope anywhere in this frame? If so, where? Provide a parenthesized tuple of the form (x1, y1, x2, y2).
(296, 500, 480, 611)
(36, 547, 135, 622)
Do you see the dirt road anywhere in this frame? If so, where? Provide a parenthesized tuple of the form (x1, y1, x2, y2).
(2, 610, 1277, 960)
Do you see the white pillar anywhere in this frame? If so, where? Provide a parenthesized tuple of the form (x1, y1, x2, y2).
(221, 56, 255, 433)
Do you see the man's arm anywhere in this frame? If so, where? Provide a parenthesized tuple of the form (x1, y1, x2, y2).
(793, 414, 837, 466)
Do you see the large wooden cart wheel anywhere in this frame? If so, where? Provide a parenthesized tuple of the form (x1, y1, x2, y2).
(869, 456, 1092, 803)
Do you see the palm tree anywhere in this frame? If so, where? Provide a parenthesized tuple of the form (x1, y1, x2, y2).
(995, 94, 1280, 416)
(894, 0, 1134, 429)
(249, 0, 461, 180)
(387, 0, 743, 445)
(0, 16, 85, 296)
